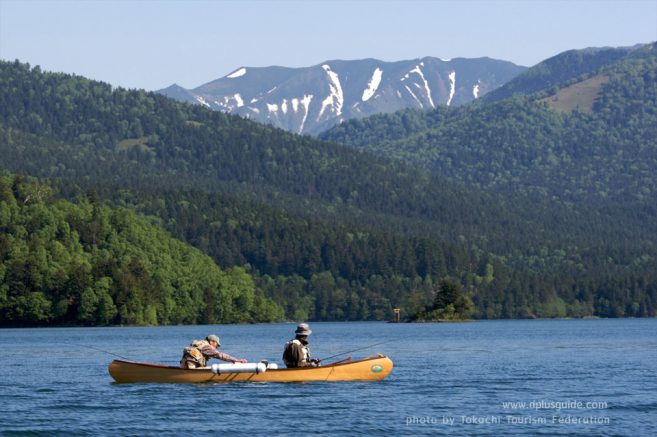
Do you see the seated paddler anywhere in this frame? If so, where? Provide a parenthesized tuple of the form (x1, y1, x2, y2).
(283, 323, 321, 368)
(180, 334, 247, 369)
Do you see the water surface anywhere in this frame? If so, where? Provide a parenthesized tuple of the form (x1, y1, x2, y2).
(0, 319, 655, 435)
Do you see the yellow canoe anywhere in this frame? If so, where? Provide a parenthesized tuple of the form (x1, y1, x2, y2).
(108, 354, 393, 383)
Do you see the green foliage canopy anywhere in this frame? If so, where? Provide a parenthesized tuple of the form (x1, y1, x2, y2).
(0, 175, 282, 326)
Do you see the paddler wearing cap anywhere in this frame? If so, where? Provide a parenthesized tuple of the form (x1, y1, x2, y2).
(283, 323, 321, 368)
(179, 334, 247, 369)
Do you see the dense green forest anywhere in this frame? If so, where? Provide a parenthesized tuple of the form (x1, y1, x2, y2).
(321, 43, 657, 204)
(0, 175, 282, 326)
(1, 57, 656, 324)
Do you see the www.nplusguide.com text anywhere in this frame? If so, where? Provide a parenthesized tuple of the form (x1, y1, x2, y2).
(502, 399, 608, 410)
(405, 415, 611, 426)
(502, 399, 609, 410)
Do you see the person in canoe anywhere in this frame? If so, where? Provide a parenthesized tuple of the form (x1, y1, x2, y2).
(283, 323, 321, 368)
(179, 334, 247, 369)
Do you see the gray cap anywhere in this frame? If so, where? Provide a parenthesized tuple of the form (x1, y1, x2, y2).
(295, 323, 312, 336)
(206, 334, 221, 346)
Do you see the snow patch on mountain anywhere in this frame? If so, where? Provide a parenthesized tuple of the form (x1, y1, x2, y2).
(319, 64, 344, 119)
(299, 94, 313, 134)
(196, 96, 211, 108)
(227, 67, 246, 78)
(404, 85, 423, 108)
(447, 71, 456, 106)
(473, 82, 480, 99)
(362, 67, 383, 102)
(267, 103, 279, 112)
(213, 93, 245, 110)
(407, 65, 435, 108)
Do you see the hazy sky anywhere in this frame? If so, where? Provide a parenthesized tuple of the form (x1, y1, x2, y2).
(1, 0, 656, 91)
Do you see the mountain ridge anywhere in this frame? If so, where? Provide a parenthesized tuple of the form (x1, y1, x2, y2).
(157, 56, 526, 134)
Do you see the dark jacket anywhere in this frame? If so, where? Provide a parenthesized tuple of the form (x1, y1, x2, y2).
(283, 337, 311, 368)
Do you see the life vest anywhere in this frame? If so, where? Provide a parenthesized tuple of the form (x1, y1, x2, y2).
(283, 338, 310, 367)
(181, 339, 210, 368)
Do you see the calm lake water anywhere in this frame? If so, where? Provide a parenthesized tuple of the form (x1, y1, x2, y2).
(0, 319, 656, 435)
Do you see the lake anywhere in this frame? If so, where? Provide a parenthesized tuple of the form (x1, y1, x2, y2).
(0, 319, 655, 435)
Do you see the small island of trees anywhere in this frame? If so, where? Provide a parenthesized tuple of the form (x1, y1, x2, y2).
(411, 278, 474, 322)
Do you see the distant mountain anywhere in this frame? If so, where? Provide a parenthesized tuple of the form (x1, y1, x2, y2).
(157, 83, 197, 104)
(156, 57, 526, 134)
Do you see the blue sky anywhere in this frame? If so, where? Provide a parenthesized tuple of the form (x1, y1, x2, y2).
(1, 0, 656, 91)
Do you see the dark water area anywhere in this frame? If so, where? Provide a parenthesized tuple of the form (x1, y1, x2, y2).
(0, 319, 655, 435)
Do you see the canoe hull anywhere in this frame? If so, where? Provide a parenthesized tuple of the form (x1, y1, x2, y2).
(108, 355, 393, 383)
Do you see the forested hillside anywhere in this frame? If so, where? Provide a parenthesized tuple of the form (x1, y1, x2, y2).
(1, 59, 656, 323)
(321, 43, 657, 204)
(482, 45, 636, 102)
(0, 175, 282, 326)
